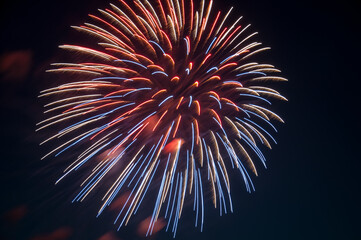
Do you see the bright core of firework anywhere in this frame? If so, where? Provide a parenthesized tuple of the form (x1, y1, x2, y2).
(38, 0, 287, 237)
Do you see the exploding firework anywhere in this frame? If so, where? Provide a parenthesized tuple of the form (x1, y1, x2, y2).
(38, 0, 287, 236)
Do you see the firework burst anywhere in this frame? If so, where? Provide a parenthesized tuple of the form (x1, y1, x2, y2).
(38, 0, 287, 236)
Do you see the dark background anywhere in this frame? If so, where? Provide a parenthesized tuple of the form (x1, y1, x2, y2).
(0, 0, 360, 239)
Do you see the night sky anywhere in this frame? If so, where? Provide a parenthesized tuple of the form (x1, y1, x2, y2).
(0, 0, 360, 239)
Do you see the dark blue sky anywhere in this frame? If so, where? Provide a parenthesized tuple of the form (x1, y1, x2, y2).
(0, 0, 360, 239)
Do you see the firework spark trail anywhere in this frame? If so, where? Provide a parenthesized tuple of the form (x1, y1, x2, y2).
(38, 0, 287, 236)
